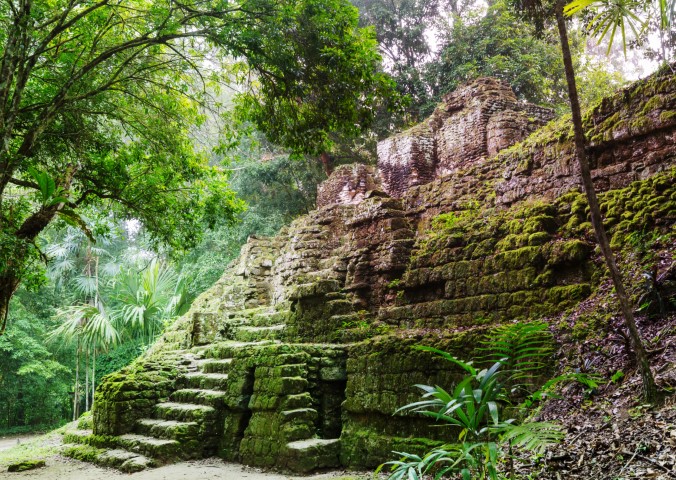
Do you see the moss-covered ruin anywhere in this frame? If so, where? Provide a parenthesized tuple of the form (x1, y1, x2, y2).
(62, 72, 676, 473)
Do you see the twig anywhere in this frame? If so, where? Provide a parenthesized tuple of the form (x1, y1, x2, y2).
(620, 449, 676, 478)
(617, 446, 639, 477)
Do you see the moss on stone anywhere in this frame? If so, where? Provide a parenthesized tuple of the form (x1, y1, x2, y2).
(62, 444, 106, 463)
(7, 460, 46, 472)
(546, 240, 591, 265)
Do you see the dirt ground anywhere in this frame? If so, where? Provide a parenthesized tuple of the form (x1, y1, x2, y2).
(0, 435, 38, 453)
(0, 432, 368, 480)
(3, 455, 366, 480)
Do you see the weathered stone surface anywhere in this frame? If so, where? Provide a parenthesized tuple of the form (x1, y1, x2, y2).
(376, 77, 553, 198)
(7, 460, 46, 472)
(316, 163, 383, 208)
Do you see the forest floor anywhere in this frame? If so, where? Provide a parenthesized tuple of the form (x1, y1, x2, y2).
(520, 300, 676, 480)
(0, 431, 368, 480)
(1, 437, 368, 480)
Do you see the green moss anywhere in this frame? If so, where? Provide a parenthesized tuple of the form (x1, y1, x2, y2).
(77, 411, 93, 430)
(547, 284, 591, 305)
(547, 240, 591, 265)
(496, 233, 530, 251)
(528, 232, 550, 246)
(495, 246, 543, 270)
(660, 110, 676, 122)
(0, 430, 64, 469)
(7, 460, 46, 472)
(522, 214, 556, 234)
(640, 94, 664, 115)
(62, 443, 106, 463)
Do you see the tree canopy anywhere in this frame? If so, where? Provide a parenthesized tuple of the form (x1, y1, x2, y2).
(0, 0, 396, 331)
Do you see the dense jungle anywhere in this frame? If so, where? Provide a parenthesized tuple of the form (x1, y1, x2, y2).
(0, 0, 674, 478)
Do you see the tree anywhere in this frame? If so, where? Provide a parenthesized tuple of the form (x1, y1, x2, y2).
(110, 259, 193, 344)
(351, 0, 441, 115)
(0, 0, 396, 333)
(566, 0, 676, 70)
(179, 155, 326, 296)
(48, 303, 118, 420)
(0, 289, 72, 430)
(429, 1, 570, 110)
(510, 0, 658, 403)
(48, 252, 191, 417)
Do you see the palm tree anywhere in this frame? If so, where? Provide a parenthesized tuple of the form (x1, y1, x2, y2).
(510, 0, 658, 403)
(47, 303, 119, 420)
(110, 259, 193, 345)
(47, 225, 195, 417)
(565, 0, 675, 59)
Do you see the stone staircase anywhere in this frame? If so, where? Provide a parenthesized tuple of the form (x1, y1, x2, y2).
(61, 305, 298, 473)
(228, 307, 287, 342)
(65, 227, 349, 473)
(62, 350, 233, 472)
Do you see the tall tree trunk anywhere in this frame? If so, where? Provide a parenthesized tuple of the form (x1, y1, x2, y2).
(85, 348, 89, 412)
(73, 340, 80, 421)
(92, 349, 96, 410)
(554, 2, 658, 404)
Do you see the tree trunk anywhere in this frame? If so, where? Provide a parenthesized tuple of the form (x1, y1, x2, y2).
(320, 152, 334, 177)
(554, 2, 658, 404)
(92, 349, 96, 410)
(85, 348, 89, 412)
(73, 340, 80, 421)
(0, 270, 22, 334)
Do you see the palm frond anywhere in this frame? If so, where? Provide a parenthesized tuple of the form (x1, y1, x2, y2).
(480, 321, 554, 394)
(564, 0, 648, 53)
(499, 421, 564, 453)
(72, 275, 98, 298)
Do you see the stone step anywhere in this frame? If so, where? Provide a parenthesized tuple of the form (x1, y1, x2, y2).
(136, 418, 200, 441)
(196, 358, 233, 373)
(62, 443, 154, 473)
(183, 372, 230, 390)
(117, 434, 181, 461)
(99, 448, 155, 472)
(281, 408, 318, 423)
(284, 438, 341, 473)
(154, 402, 218, 423)
(250, 310, 287, 326)
(234, 324, 285, 342)
(62, 428, 95, 445)
(171, 388, 227, 408)
(201, 340, 275, 359)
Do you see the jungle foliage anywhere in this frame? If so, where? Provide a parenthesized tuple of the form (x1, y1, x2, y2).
(0, 0, 396, 332)
(380, 323, 598, 480)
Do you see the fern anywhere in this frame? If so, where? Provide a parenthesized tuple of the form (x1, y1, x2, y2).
(499, 421, 564, 454)
(480, 321, 554, 396)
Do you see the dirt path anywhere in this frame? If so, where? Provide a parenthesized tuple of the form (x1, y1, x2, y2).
(0, 435, 39, 452)
(4, 455, 366, 480)
(0, 433, 368, 480)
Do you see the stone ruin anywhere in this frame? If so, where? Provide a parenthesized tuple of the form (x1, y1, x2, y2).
(376, 77, 554, 199)
(63, 74, 676, 473)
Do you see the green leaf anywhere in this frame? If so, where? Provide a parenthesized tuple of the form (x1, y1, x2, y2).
(27, 167, 56, 203)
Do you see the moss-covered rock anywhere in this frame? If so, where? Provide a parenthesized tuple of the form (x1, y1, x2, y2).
(7, 460, 46, 472)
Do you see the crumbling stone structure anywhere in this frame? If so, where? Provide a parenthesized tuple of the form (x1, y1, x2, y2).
(64, 73, 676, 473)
(377, 78, 554, 198)
(316, 163, 382, 208)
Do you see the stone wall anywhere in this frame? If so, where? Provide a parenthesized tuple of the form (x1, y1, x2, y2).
(316, 164, 382, 208)
(401, 73, 676, 220)
(376, 77, 554, 199)
(90, 71, 676, 473)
